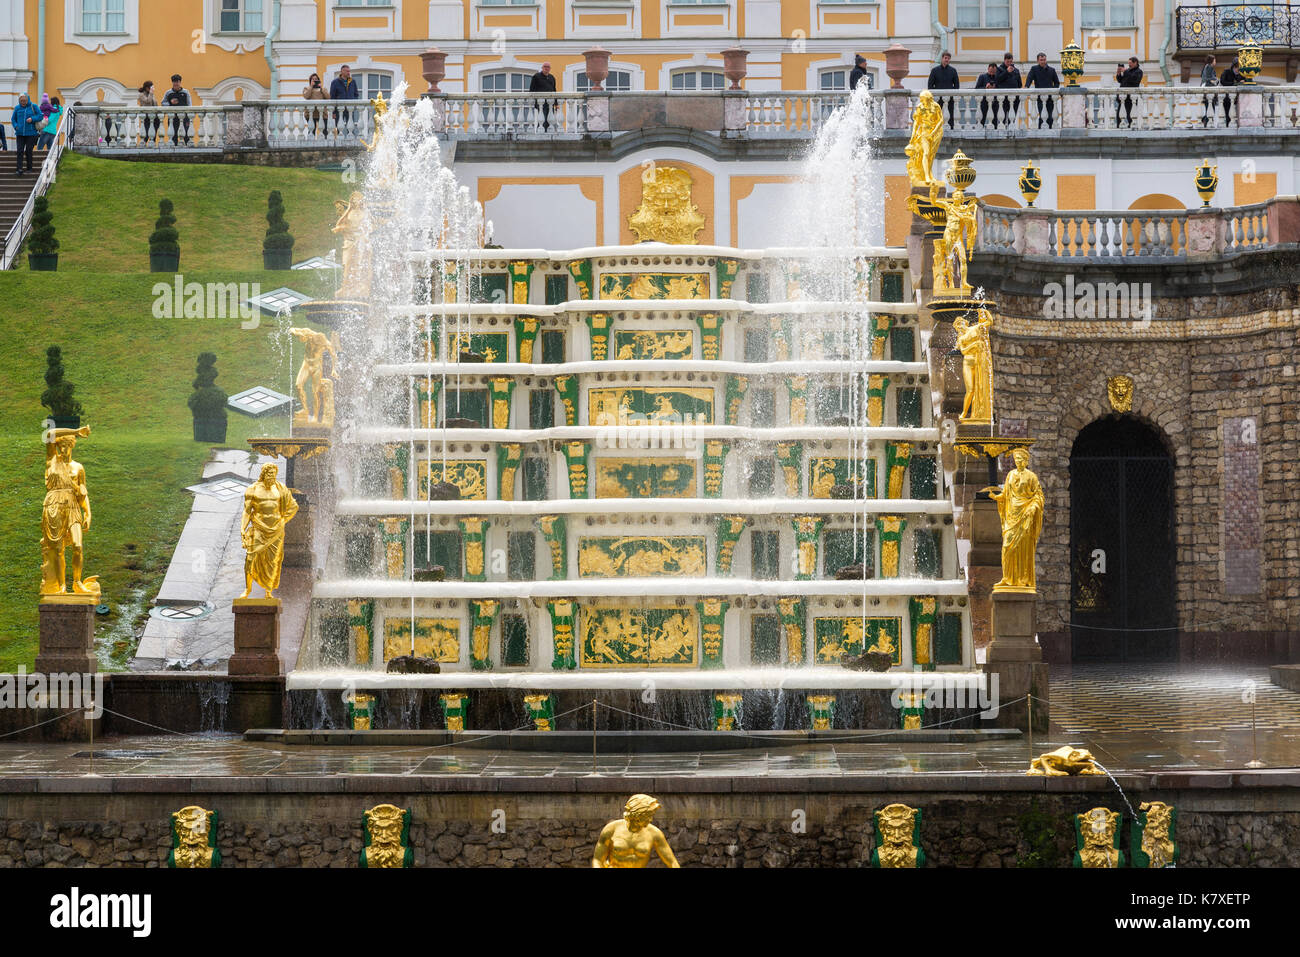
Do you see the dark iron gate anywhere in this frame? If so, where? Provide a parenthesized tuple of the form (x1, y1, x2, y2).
(1070, 418, 1177, 662)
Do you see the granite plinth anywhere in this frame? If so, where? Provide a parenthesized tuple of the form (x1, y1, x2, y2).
(229, 598, 284, 676)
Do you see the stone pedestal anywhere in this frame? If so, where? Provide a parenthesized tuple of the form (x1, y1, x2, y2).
(966, 497, 1003, 652)
(283, 498, 313, 568)
(986, 590, 1049, 731)
(36, 598, 98, 674)
(229, 598, 284, 676)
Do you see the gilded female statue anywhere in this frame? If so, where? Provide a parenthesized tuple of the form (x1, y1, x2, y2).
(986, 449, 1045, 593)
(40, 425, 100, 598)
(332, 191, 369, 300)
(953, 308, 995, 423)
(905, 91, 944, 189)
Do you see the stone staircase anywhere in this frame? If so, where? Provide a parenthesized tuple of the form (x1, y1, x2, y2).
(0, 148, 50, 264)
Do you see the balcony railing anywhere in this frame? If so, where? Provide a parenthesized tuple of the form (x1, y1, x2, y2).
(976, 200, 1273, 259)
(1177, 4, 1300, 48)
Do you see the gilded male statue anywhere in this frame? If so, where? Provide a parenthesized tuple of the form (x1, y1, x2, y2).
(332, 191, 369, 299)
(239, 463, 299, 599)
(986, 448, 1045, 592)
(290, 327, 337, 423)
(40, 424, 100, 598)
(591, 794, 680, 868)
(930, 182, 978, 293)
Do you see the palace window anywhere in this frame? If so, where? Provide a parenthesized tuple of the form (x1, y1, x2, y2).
(336, 0, 390, 5)
(1081, 0, 1134, 28)
(218, 0, 263, 32)
(821, 67, 874, 90)
(479, 0, 537, 6)
(576, 71, 632, 92)
(670, 69, 725, 91)
(955, 0, 1011, 29)
(81, 0, 126, 32)
(357, 72, 393, 100)
(480, 71, 532, 93)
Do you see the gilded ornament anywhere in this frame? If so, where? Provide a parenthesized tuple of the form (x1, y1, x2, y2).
(1135, 801, 1178, 869)
(872, 803, 923, 868)
(954, 308, 995, 424)
(592, 794, 680, 868)
(1106, 374, 1133, 412)
(930, 153, 979, 295)
(1027, 745, 1105, 776)
(360, 804, 413, 868)
(168, 805, 220, 869)
(238, 463, 299, 599)
(291, 327, 338, 427)
(627, 166, 705, 245)
(905, 91, 945, 190)
(331, 191, 369, 300)
(1074, 807, 1123, 869)
(1018, 160, 1042, 207)
(986, 449, 1044, 594)
(1195, 158, 1218, 207)
(40, 425, 100, 600)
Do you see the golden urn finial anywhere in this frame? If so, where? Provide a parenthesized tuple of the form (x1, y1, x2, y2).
(627, 165, 705, 244)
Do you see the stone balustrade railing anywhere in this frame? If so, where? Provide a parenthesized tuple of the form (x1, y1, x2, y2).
(64, 87, 1300, 156)
(976, 199, 1276, 259)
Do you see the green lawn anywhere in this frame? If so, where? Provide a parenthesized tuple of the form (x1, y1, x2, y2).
(0, 154, 351, 670)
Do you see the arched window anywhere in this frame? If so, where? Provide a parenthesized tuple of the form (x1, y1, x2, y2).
(576, 71, 632, 92)
(670, 69, 725, 91)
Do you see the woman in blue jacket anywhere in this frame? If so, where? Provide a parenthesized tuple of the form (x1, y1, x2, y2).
(11, 94, 41, 174)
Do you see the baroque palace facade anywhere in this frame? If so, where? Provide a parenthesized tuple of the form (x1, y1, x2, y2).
(3, 0, 1298, 104)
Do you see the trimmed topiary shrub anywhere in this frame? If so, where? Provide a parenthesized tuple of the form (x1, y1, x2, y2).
(27, 195, 59, 270)
(262, 190, 294, 269)
(149, 198, 180, 272)
(41, 345, 83, 428)
(187, 352, 228, 443)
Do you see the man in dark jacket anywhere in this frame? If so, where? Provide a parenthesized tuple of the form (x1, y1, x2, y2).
(529, 61, 558, 131)
(329, 65, 360, 137)
(1025, 52, 1059, 128)
(1114, 57, 1142, 127)
(849, 55, 869, 91)
(161, 74, 192, 145)
(975, 62, 998, 127)
(928, 51, 959, 126)
(1220, 57, 1240, 125)
(994, 53, 1021, 128)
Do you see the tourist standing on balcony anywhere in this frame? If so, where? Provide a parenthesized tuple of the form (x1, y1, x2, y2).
(1220, 57, 1241, 126)
(162, 74, 192, 145)
(137, 80, 159, 144)
(994, 53, 1022, 129)
(1200, 55, 1218, 128)
(1025, 53, 1059, 129)
(304, 73, 328, 138)
(1114, 57, 1142, 128)
(329, 65, 360, 135)
(11, 94, 40, 174)
(975, 63, 998, 127)
(36, 97, 61, 149)
(529, 62, 558, 132)
(850, 55, 870, 90)
(928, 51, 960, 127)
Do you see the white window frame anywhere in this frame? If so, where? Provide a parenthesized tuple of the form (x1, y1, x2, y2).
(575, 70, 632, 92)
(669, 68, 726, 91)
(355, 71, 394, 100)
(67, 0, 138, 52)
(480, 70, 534, 93)
(79, 0, 126, 33)
(217, 0, 264, 34)
(1081, 0, 1134, 29)
(955, 0, 1011, 29)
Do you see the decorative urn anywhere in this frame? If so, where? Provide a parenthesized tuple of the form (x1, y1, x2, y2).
(583, 47, 611, 91)
(1237, 42, 1263, 84)
(721, 48, 749, 90)
(1018, 161, 1042, 207)
(421, 48, 447, 93)
(884, 44, 912, 89)
(1194, 158, 1218, 207)
(1060, 42, 1085, 87)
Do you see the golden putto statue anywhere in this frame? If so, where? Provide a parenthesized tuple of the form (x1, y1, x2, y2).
(627, 166, 705, 245)
(290, 327, 338, 426)
(332, 191, 369, 300)
(591, 794, 680, 868)
(953, 308, 995, 424)
(986, 448, 1044, 593)
(930, 153, 978, 294)
(239, 463, 299, 600)
(905, 90, 944, 190)
(40, 424, 100, 600)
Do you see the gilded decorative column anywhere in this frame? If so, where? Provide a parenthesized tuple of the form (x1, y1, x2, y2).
(564, 440, 590, 497)
(716, 257, 740, 298)
(514, 316, 540, 362)
(537, 514, 568, 579)
(870, 312, 894, 359)
(421, 314, 441, 360)
(898, 691, 924, 729)
(414, 380, 442, 429)
(381, 517, 409, 578)
(490, 377, 515, 429)
(867, 374, 890, 427)
(567, 259, 594, 300)
(384, 444, 409, 499)
(547, 598, 577, 670)
(777, 596, 806, 665)
(508, 259, 534, 304)
(786, 376, 808, 426)
(724, 375, 748, 425)
(458, 517, 489, 582)
(523, 693, 557, 729)
(806, 694, 836, 729)
(713, 693, 743, 730)
(697, 598, 729, 669)
(875, 515, 906, 578)
(886, 441, 912, 498)
(694, 312, 723, 359)
(909, 596, 938, 671)
(553, 375, 579, 426)
(439, 693, 470, 731)
(586, 313, 613, 360)
(702, 440, 729, 497)
(496, 443, 522, 500)
(715, 514, 749, 574)
(791, 516, 824, 580)
(346, 693, 374, 730)
(776, 442, 803, 497)
(348, 599, 374, 666)
(769, 316, 792, 360)
(468, 598, 500, 670)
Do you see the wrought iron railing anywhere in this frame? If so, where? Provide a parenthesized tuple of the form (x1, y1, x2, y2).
(1176, 4, 1300, 48)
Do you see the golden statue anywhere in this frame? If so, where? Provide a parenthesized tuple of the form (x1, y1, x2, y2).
(1107, 374, 1134, 413)
(873, 803, 923, 868)
(986, 448, 1044, 593)
(361, 804, 412, 868)
(40, 425, 100, 599)
(290, 327, 338, 425)
(930, 178, 977, 294)
(1027, 746, 1105, 776)
(591, 794, 680, 868)
(1138, 801, 1176, 868)
(1076, 808, 1122, 868)
(905, 90, 944, 189)
(332, 191, 369, 300)
(627, 166, 705, 244)
(953, 308, 994, 423)
(169, 806, 219, 868)
(363, 92, 388, 151)
(238, 463, 299, 599)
